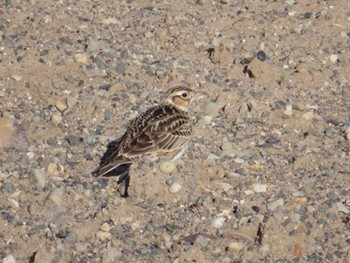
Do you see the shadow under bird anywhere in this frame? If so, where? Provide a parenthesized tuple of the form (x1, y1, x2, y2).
(91, 86, 207, 179)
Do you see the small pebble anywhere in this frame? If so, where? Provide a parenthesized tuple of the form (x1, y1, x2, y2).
(227, 242, 245, 253)
(211, 217, 226, 228)
(159, 161, 176, 174)
(3, 255, 16, 263)
(253, 184, 267, 193)
(301, 111, 314, 120)
(258, 243, 271, 257)
(56, 99, 68, 112)
(169, 182, 182, 194)
(267, 198, 284, 211)
(28, 202, 38, 216)
(102, 247, 122, 263)
(75, 53, 88, 63)
(49, 188, 65, 205)
(257, 50, 267, 61)
(63, 231, 78, 247)
(33, 168, 46, 188)
(51, 113, 63, 125)
(329, 54, 339, 63)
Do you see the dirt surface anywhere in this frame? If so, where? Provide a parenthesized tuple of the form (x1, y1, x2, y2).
(0, 0, 350, 262)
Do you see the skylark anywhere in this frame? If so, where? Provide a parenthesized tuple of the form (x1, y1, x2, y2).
(92, 86, 207, 177)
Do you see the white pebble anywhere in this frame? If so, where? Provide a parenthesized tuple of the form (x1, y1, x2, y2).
(253, 184, 267, 193)
(301, 111, 314, 120)
(267, 198, 284, 211)
(258, 243, 271, 257)
(211, 217, 226, 228)
(159, 161, 176, 174)
(227, 242, 245, 252)
(33, 168, 46, 188)
(329, 54, 339, 63)
(51, 113, 62, 125)
(169, 182, 182, 194)
(3, 255, 16, 263)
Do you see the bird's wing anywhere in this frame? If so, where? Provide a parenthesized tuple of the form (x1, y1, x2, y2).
(120, 106, 191, 157)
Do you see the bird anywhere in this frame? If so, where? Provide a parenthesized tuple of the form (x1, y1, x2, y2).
(91, 86, 207, 178)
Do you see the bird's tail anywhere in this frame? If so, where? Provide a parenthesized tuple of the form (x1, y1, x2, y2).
(92, 161, 131, 177)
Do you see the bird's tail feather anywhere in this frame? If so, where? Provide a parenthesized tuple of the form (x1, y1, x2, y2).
(92, 161, 132, 177)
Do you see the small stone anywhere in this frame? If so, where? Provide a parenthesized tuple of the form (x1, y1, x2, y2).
(294, 243, 302, 256)
(334, 202, 350, 214)
(107, 83, 124, 93)
(195, 235, 209, 248)
(75, 53, 88, 63)
(65, 135, 82, 146)
(253, 184, 267, 193)
(169, 182, 182, 194)
(3, 182, 14, 193)
(159, 161, 176, 174)
(3, 255, 16, 263)
(202, 115, 213, 125)
(258, 243, 271, 257)
(86, 39, 100, 52)
(166, 177, 176, 186)
(102, 248, 122, 263)
(56, 99, 68, 112)
(205, 102, 220, 117)
(12, 75, 22, 81)
(227, 242, 245, 253)
(100, 222, 111, 232)
(101, 17, 119, 25)
(51, 113, 62, 125)
(301, 111, 314, 120)
(116, 62, 126, 73)
(330, 54, 339, 63)
(33, 168, 46, 188)
(49, 188, 65, 205)
(267, 198, 284, 211)
(0, 117, 15, 147)
(52, 80, 61, 89)
(63, 231, 78, 247)
(211, 217, 226, 228)
(28, 202, 38, 216)
(95, 230, 112, 240)
(257, 50, 267, 61)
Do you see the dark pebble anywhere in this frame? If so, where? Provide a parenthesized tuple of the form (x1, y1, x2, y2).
(59, 37, 73, 45)
(104, 109, 113, 120)
(20, 120, 30, 131)
(326, 118, 339, 126)
(99, 84, 112, 90)
(251, 206, 260, 213)
(56, 230, 69, 238)
(303, 12, 312, 19)
(40, 50, 49, 56)
(257, 50, 267, 62)
(326, 192, 339, 202)
(307, 253, 323, 263)
(94, 56, 108, 70)
(266, 137, 279, 144)
(4, 182, 14, 193)
(65, 135, 83, 146)
(120, 48, 128, 59)
(116, 62, 126, 74)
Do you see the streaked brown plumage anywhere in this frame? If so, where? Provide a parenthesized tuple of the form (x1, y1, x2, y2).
(92, 86, 206, 177)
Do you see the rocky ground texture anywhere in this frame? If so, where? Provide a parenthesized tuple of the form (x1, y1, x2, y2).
(1, 0, 350, 262)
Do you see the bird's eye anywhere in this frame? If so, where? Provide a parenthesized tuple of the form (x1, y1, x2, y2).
(181, 93, 187, 98)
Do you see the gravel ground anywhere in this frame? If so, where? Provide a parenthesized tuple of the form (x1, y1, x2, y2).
(1, 0, 350, 262)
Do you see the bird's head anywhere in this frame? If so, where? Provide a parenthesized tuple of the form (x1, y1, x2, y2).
(162, 86, 208, 112)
